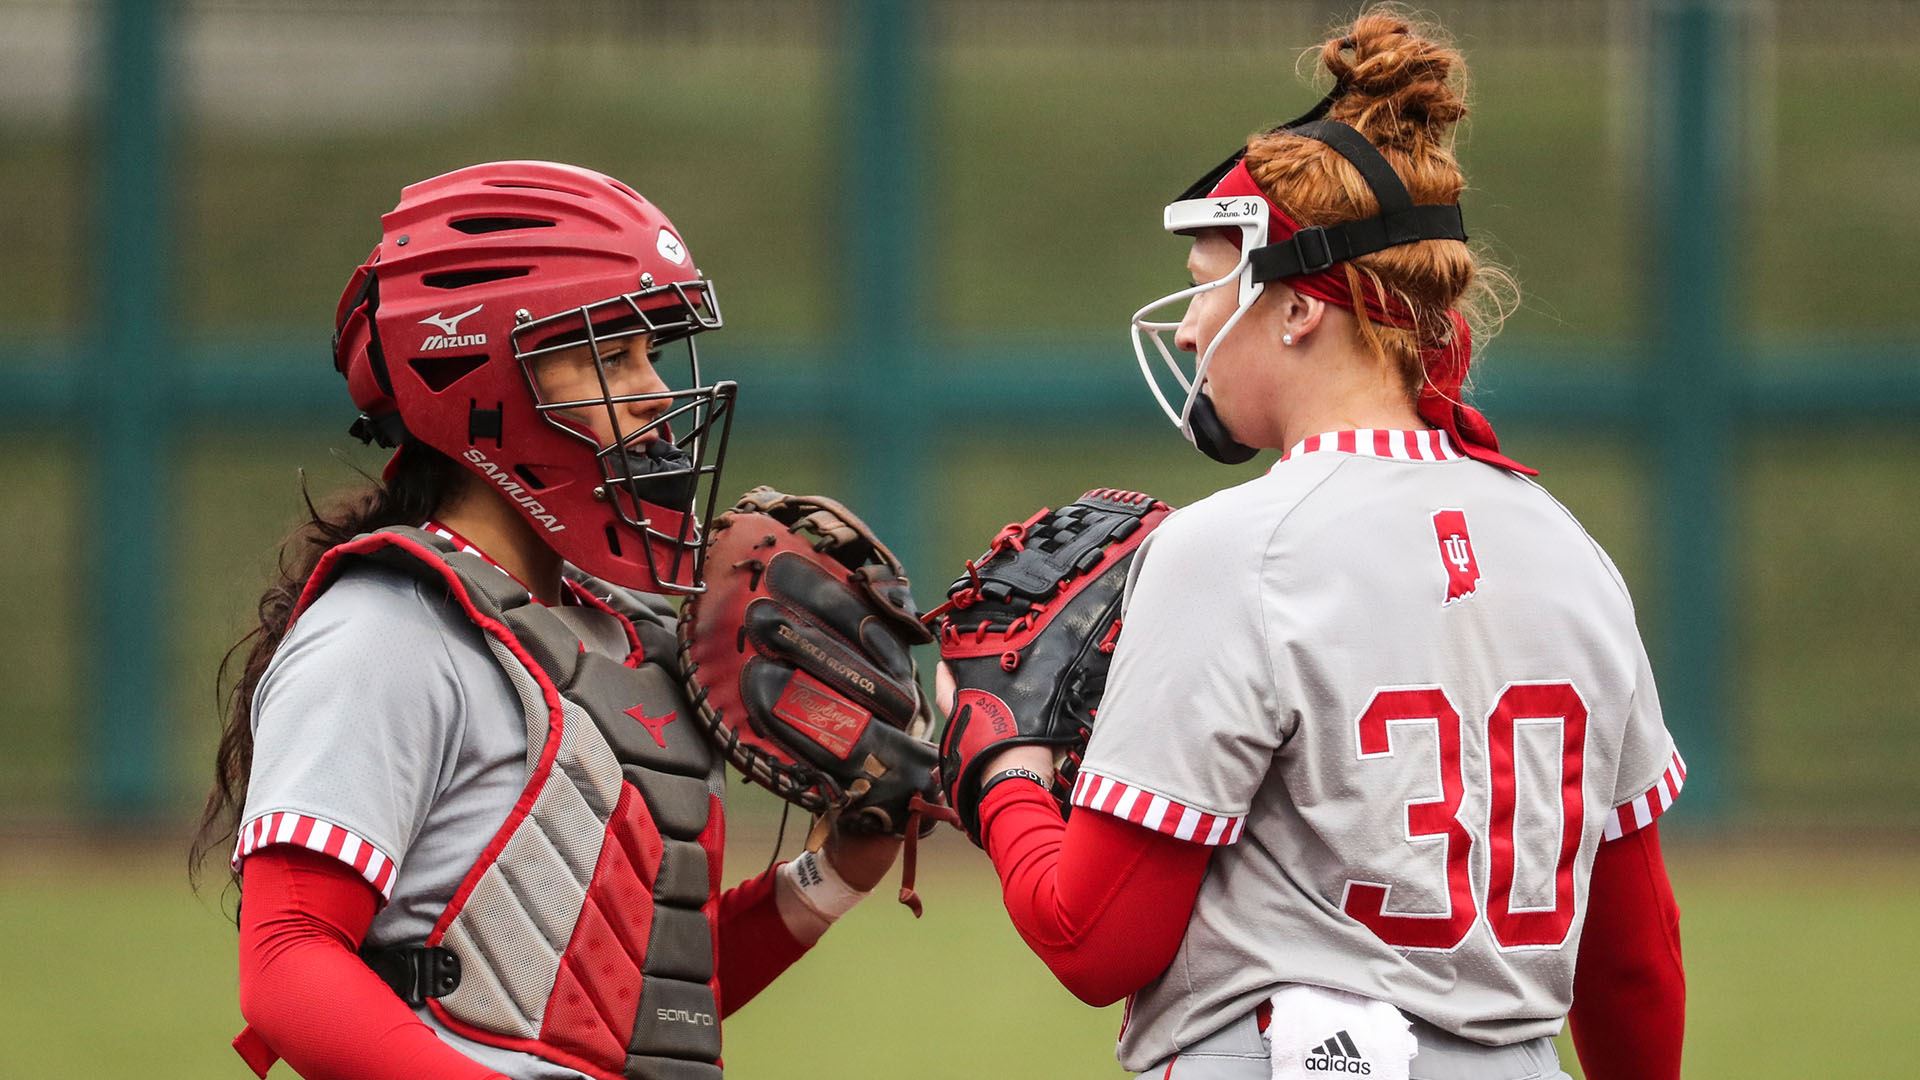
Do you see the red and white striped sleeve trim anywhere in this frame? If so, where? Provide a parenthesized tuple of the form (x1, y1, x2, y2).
(230, 811, 399, 900)
(1601, 749, 1688, 841)
(1070, 769, 1246, 846)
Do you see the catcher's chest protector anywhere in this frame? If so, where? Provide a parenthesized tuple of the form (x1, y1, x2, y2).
(303, 527, 726, 1080)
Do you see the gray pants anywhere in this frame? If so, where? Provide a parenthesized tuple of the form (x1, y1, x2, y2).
(1136, 1011, 1572, 1080)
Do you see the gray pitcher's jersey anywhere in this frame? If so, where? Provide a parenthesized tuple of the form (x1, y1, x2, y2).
(1073, 430, 1685, 1072)
(235, 561, 642, 1080)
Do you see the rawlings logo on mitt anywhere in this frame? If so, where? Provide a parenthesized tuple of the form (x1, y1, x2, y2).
(677, 487, 953, 908)
(932, 488, 1174, 845)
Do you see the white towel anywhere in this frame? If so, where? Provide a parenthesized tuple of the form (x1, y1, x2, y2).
(1265, 985, 1418, 1080)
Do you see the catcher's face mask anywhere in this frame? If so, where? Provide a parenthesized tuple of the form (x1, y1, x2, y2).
(335, 161, 741, 594)
(512, 279, 735, 595)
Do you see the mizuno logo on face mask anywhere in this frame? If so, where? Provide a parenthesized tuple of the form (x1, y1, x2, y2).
(464, 447, 565, 533)
(1213, 199, 1258, 219)
(420, 304, 488, 351)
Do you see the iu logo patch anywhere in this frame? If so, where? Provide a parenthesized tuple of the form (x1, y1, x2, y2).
(1431, 508, 1481, 605)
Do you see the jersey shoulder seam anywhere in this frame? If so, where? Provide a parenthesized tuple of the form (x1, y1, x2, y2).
(1512, 474, 1637, 610)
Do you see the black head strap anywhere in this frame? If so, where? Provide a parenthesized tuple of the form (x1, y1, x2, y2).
(1248, 120, 1466, 282)
(1174, 97, 1467, 284)
(348, 410, 410, 448)
(1176, 89, 1338, 201)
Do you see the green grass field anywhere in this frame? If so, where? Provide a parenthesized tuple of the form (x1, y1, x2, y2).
(3, 819, 1914, 1079)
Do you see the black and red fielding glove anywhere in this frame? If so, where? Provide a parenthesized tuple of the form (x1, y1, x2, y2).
(930, 489, 1174, 845)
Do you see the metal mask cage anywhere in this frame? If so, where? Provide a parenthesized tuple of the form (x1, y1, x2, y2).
(510, 277, 735, 593)
(512, 278, 723, 359)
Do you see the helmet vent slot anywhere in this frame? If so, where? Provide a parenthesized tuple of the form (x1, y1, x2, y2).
(449, 216, 556, 235)
(485, 179, 592, 197)
(604, 523, 624, 557)
(514, 465, 549, 490)
(423, 266, 531, 290)
(408, 353, 487, 393)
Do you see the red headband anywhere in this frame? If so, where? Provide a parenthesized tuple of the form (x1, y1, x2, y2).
(1208, 161, 1535, 475)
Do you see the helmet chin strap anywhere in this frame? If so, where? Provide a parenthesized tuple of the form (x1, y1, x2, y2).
(1172, 270, 1263, 465)
(610, 438, 699, 515)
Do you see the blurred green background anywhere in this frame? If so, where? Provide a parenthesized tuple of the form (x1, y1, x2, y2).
(2, 0, 1916, 1076)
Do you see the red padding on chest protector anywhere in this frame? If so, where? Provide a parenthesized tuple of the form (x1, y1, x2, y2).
(298, 535, 572, 951)
(697, 792, 726, 1021)
(538, 785, 664, 1074)
(298, 533, 636, 1079)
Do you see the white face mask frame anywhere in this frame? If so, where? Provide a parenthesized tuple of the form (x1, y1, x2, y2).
(1128, 194, 1270, 444)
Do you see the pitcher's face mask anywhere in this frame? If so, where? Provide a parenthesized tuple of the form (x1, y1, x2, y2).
(1126, 93, 1473, 465)
(1128, 193, 1271, 465)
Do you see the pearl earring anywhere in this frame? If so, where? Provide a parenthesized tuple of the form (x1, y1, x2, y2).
(1282, 333, 1295, 346)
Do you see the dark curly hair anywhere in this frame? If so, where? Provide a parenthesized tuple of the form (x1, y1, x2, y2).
(188, 446, 463, 900)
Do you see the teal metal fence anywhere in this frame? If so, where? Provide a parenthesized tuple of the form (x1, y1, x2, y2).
(5, 0, 1917, 821)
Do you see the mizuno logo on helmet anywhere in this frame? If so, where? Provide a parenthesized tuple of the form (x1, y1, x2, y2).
(420, 304, 488, 351)
(656, 228, 687, 265)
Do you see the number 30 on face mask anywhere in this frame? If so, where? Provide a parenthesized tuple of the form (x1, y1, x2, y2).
(1343, 682, 1588, 952)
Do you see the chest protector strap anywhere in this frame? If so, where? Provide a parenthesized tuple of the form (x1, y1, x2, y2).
(302, 527, 726, 1080)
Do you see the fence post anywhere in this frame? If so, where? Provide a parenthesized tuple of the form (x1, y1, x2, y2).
(837, 0, 929, 582)
(86, 0, 175, 819)
(1647, 0, 1740, 818)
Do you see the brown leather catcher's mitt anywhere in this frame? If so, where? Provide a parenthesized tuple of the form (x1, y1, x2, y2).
(677, 488, 953, 908)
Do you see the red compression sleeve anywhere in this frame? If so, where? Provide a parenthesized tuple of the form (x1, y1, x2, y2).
(1569, 823, 1686, 1080)
(236, 846, 505, 1080)
(714, 864, 813, 1017)
(980, 780, 1212, 1006)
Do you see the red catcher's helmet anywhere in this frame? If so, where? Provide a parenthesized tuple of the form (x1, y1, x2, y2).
(332, 161, 736, 593)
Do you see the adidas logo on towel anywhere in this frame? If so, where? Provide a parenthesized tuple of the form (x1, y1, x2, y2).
(1305, 1029, 1371, 1074)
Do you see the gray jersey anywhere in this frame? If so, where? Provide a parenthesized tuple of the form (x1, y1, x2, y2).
(1073, 429, 1685, 1072)
(235, 560, 640, 1080)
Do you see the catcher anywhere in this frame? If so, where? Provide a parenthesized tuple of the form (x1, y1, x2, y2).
(190, 161, 941, 1080)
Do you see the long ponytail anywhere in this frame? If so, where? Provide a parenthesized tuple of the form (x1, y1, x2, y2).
(188, 445, 463, 898)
